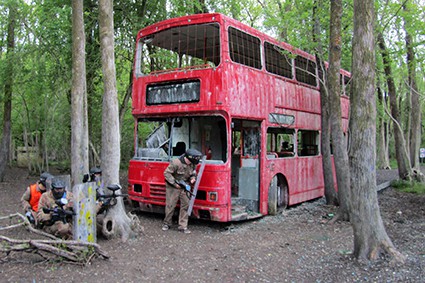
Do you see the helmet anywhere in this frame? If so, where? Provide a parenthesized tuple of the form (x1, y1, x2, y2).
(39, 172, 53, 188)
(90, 167, 102, 175)
(89, 167, 102, 183)
(185, 148, 202, 165)
(51, 179, 66, 199)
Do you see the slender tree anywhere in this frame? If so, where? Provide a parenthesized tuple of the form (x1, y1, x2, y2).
(313, 0, 338, 205)
(71, 0, 89, 185)
(0, 3, 16, 181)
(328, 0, 350, 218)
(99, 0, 136, 241)
(376, 83, 391, 169)
(403, 1, 422, 174)
(377, 31, 414, 181)
(349, 0, 404, 262)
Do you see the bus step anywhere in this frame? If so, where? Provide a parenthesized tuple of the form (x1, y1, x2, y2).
(231, 205, 262, 221)
(231, 204, 246, 213)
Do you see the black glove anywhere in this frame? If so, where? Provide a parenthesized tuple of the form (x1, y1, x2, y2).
(50, 207, 63, 223)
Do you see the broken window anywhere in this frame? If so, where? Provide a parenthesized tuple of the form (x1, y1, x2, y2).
(135, 23, 221, 76)
(134, 116, 227, 163)
(266, 127, 295, 158)
(297, 130, 319, 156)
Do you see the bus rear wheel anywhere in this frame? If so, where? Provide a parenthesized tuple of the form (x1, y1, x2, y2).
(268, 175, 288, 215)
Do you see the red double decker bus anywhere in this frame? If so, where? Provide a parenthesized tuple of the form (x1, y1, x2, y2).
(128, 13, 350, 222)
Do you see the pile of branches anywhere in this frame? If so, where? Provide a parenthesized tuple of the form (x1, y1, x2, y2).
(0, 213, 109, 265)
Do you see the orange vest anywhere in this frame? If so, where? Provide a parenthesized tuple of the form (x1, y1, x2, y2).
(29, 184, 42, 212)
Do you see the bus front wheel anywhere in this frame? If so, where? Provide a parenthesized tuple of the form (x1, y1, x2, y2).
(268, 175, 288, 215)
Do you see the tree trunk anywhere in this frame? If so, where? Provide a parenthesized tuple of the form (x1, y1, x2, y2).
(376, 85, 391, 169)
(328, 0, 350, 216)
(99, 0, 136, 241)
(313, 0, 338, 205)
(403, 2, 422, 177)
(71, 0, 89, 186)
(318, 65, 337, 205)
(377, 32, 414, 181)
(85, 0, 102, 167)
(349, 0, 404, 263)
(0, 4, 16, 182)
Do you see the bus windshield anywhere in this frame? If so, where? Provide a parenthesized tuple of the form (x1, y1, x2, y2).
(134, 116, 227, 164)
(136, 23, 221, 75)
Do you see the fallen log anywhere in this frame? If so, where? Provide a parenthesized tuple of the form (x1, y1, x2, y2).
(0, 212, 109, 265)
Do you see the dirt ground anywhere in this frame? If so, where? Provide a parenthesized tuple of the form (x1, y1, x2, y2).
(0, 166, 424, 283)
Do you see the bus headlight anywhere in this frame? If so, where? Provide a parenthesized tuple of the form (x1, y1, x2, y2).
(208, 192, 218, 202)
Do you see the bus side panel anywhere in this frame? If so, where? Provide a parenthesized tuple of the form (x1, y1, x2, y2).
(261, 156, 325, 214)
(224, 62, 266, 119)
(289, 156, 324, 204)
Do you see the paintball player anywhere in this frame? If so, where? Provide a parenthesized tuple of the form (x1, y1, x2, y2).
(82, 167, 107, 214)
(83, 167, 102, 185)
(162, 148, 202, 234)
(37, 179, 74, 239)
(21, 172, 53, 226)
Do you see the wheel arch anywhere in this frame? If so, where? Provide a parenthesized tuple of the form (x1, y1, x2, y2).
(268, 173, 289, 215)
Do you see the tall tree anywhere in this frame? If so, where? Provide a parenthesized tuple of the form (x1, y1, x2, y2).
(349, 0, 404, 262)
(376, 83, 391, 169)
(71, 0, 89, 185)
(0, 3, 16, 181)
(99, 0, 136, 241)
(403, 1, 422, 174)
(327, 0, 350, 218)
(377, 31, 414, 181)
(313, 0, 338, 205)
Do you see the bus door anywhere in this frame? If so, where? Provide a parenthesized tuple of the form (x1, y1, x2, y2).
(231, 119, 261, 219)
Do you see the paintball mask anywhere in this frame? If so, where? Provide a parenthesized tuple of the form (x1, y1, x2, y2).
(51, 179, 66, 199)
(185, 148, 202, 165)
(39, 172, 53, 191)
(89, 167, 102, 182)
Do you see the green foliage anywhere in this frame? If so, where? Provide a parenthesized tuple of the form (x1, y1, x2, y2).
(250, 0, 353, 71)
(391, 179, 425, 195)
(0, 0, 424, 176)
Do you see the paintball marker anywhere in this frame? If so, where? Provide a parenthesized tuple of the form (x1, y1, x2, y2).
(42, 198, 75, 224)
(96, 184, 128, 214)
(176, 180, 194, 197)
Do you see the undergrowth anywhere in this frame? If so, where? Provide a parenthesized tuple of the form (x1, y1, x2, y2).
(391, 180, 425, 194)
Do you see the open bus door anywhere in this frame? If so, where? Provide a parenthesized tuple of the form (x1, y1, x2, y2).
(231, 119, 262, 220)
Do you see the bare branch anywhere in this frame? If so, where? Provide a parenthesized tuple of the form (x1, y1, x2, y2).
(0, 213, 109, 264)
